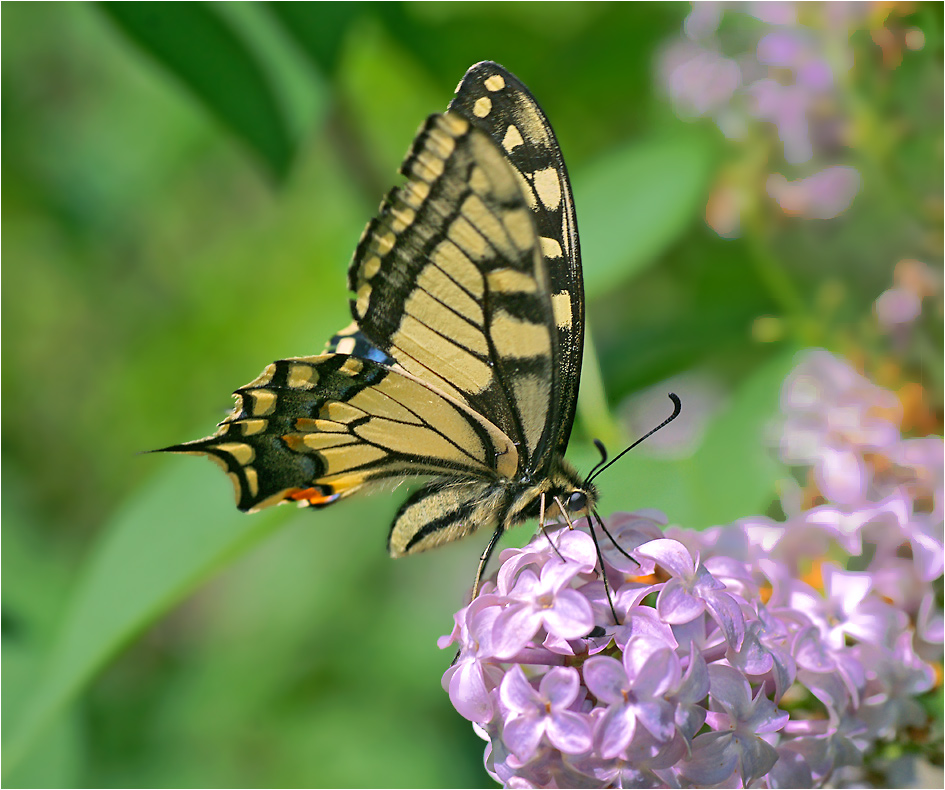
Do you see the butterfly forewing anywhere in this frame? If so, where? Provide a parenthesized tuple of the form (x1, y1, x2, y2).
(348, 111, 559, 472)
(449, 62, 584, 458)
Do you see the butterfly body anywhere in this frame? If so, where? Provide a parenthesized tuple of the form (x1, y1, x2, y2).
(163, 62, 594, 577)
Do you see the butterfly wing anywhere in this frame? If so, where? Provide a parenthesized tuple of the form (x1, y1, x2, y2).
(448, 61, 584, 458)
(348, 111, 562, 474)
(163, 354, 518, 512)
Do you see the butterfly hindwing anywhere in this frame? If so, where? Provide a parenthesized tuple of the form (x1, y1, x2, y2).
(167, 354, 518, 512)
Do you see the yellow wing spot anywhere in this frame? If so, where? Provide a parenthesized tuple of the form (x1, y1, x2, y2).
(491, 311, 550, 359)
(288, 363, 318, 389)
(414, 149, 446, 181)
(246, 363, 277, 388)
(473, 96, 492, 117)
(552, 292, 573, 330)
(502, 124, 524, 152)
(484, 74, 506, 92)
(376, 231, 396, 255)
(402, 179, 430, 209)
(320, 400, 364, 423)
(248, 390, 277, 416)
(533, 167, 562, 209)
(486, 268, 538, 294)
(215, 442, 255, 465)
(363, 255, 382, 279)
(240, 419, 268, 436)
(389, 205, 416, 233)
(244, 466, 260, 498)
(339, 357, 365, 376)
(335, 336, 357, 355)
(334, 322, 359, 337)
(355, 283, 372, 318)
(394, 353, 465, 404)
(539, 236, 563, 259)
(440, 112, 469, 136)
(427, 126, 457, 159)
(502, 207, 536, 252)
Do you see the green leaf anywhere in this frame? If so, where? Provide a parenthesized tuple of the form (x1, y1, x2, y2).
(582, 348, 798, 529)
(3, 460, 286, 779)
(578, 132, 716, 298)
(98, 2, 294, 179)
(266, 1, 368, 76)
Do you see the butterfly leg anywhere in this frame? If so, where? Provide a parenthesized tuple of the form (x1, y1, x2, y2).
(538, 492, 567, 563)
(470, 522, 506, 601)
(553, 495, 575, 529)
(589, 511, 621, 626)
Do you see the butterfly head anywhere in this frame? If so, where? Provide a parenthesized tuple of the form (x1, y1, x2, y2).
(508, 457, 598, 527)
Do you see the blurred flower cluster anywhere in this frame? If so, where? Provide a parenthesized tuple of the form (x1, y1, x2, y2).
(657, 1, 925, 236)
(441, 348, 942, 788)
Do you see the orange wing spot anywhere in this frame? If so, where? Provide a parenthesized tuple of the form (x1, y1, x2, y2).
(285, 487, 340, 507)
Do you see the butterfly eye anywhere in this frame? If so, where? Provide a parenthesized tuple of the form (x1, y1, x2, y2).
(567, 491, 588, 513)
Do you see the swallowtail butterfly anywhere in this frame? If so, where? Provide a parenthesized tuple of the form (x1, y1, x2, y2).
(163, 61, 604, 591)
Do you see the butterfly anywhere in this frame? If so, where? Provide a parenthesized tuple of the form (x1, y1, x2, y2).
(162, 61, 604, 593)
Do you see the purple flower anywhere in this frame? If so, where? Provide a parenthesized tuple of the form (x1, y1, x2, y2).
(439, 594, 506, 722)
(679, 664, 788, 786)
(660, 42, 741, 119)
(499, 665, 593, 761)
(780, 348, 901, 504)
(858, 633, 936, 739)
(875, 286, 922, 327)
(442, 351, 940, 787)
(634, 538, 745, 649)
(766, 166, 861, 218)
(583, 638, 678, 758)
(492, 561, 594, 659)
(656, 4, 875, 233)
(728, 606, 796, 701)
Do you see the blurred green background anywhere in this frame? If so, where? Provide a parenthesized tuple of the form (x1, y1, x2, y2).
(3, 3, 941, 787)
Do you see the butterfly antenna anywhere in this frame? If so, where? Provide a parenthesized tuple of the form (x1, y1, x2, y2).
(584, 438, 609, 481)
(586, 393, 681, 486)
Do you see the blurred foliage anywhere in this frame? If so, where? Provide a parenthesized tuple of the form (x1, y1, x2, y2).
(2, 2, 941, 788)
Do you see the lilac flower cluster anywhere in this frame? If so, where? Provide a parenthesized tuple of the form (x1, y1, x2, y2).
(657, 3, 904, 234)
(441, 349, 942, 788)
